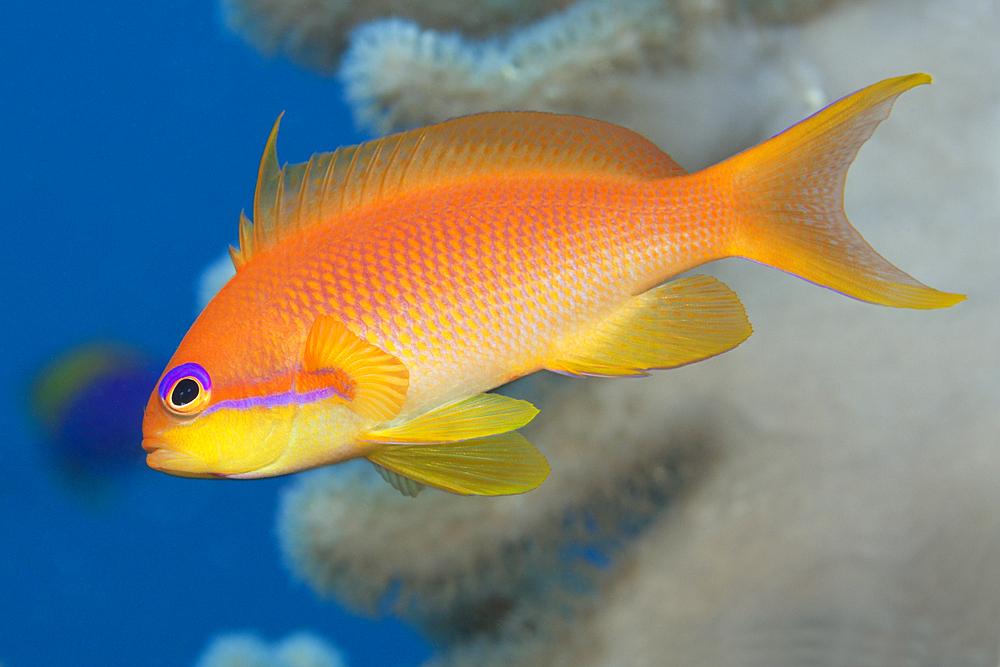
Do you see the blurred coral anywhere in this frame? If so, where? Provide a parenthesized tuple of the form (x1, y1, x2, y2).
(273, 0, 1000, 662)
(334, 0, 853, 138)
(223, 0, 842, 132)
(221, 0, 578, 72)
(339, 0, 679, 133)
(195, 632, 345, 667)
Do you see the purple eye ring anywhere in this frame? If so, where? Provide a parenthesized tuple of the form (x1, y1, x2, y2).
(158, 362, 212, 415)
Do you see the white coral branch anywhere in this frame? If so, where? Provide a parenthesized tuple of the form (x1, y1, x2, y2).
(339, 0, 677, 133)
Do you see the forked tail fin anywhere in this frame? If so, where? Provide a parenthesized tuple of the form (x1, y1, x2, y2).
(721, 73, 964, 309)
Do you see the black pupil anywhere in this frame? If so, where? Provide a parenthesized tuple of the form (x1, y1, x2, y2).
(171, 378, 200, 407)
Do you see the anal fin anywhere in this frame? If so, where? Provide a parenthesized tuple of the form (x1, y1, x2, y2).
(366, 432, 550, 496)
(546, 274, 752, 376)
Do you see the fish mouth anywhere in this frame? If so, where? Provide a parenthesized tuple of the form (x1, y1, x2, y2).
(142, 438, 220, 478)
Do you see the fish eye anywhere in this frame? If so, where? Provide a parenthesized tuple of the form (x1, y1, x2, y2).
(158, 362, 212, 416)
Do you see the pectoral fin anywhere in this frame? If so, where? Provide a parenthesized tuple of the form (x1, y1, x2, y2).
(546, 274, 752, 376)
(296, 315, 409, 421)
(359, 393, 538, 444)
(366, 432, 550, 496)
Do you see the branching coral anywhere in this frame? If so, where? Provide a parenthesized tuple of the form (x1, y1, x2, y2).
(339, 0, 679, 133)
(332, 0, 853, 139)
(223, 0, 846, 136)
(222, 0, 843, 78)
(221, 0, 579, 72)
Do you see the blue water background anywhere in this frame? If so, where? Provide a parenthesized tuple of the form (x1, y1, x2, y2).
(1, 1, 432, 665)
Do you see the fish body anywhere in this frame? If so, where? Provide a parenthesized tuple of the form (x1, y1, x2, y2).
(198, 161, 718, 410)
(143, 74, 963, 495)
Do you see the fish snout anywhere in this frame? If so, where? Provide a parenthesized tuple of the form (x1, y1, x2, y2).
(141, 437, 166, 454)
(142, 438, 218, 478)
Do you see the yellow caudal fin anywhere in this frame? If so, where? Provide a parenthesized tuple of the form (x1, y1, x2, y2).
(722, 73, 964, 309)
(366, 433, 550, 496)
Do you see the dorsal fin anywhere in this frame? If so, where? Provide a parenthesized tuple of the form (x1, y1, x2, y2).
(229, 112, 687, 269)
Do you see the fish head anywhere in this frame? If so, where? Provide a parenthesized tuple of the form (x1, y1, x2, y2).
(141, 297, 408, 479)
(141, 304, 368, 480)
(141, 352, 292, 478)
(142, 348, 376, 479)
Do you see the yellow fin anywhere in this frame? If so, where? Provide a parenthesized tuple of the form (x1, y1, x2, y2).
(547, 275, 752, 376)
(231, 112, 687, 267)
(723, 73, 964, 309)
(296, 315, 409, 421)
(359, 393, 538, 445)
(365, 433, 550, 496)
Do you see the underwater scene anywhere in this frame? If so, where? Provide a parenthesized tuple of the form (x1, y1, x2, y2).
(3, 0, 998, 665)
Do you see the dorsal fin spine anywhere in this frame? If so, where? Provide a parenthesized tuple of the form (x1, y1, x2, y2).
(228, 243, 242, 270)
(342, 144, 364, 211)
(253, 113, 283, 249)
(398, 128, 427, 186)
(360, 138, 386, 204)
(293, 157, 314, 231)
(317, 151, 337, 223)
(231, 210, 253, 270)
(377, 135, 407, 198)
(265, 170, 285, 254)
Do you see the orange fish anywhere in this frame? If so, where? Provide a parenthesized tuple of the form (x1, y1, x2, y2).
(142, 73, 962, 496)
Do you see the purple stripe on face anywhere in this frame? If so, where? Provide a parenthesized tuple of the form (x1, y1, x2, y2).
(202, 385, 351, 416)
(159, 363, 212, 401)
